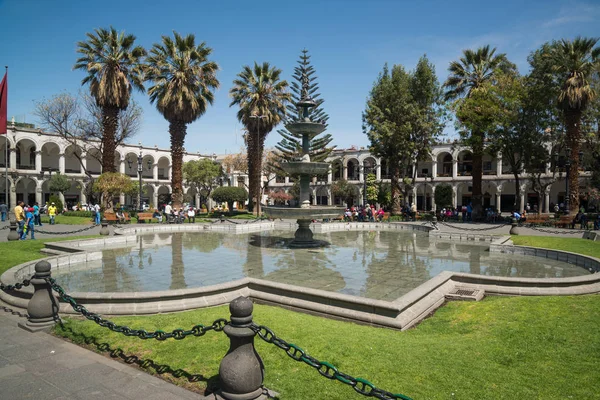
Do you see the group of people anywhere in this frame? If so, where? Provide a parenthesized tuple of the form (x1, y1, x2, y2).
(161, 203, 199, 224)
(343, 204, 385, 222)
(12, 201, 57, 240)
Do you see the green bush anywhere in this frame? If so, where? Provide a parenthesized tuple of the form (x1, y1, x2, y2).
(48, 195, 64, 214)
(63, 211, 95, 218)
(211, 186, 248, 214)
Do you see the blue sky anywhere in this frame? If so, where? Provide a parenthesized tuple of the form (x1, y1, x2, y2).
(1, 0, 598, 155)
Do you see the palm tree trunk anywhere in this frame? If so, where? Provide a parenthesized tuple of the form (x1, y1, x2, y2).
(471, 131, 484, 220)
(169, 120, 187, 209)
(101, 106, 119, 173)
(247, 130, 263, 216)
(565, 109, 581, 215)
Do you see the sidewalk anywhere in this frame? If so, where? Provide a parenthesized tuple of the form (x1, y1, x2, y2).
(0, 305, 204, 400)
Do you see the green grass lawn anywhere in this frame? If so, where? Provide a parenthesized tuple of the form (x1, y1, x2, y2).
(0, 235, 100, 275)
(54, 295, 600, 400)
(40, 215, 94, 225)
(512, 235, 600, 258)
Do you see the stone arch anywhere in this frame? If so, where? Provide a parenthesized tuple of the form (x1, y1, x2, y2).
(16, 176, 38, 205)
(416, 182, 434, 211)
(124, 152, 139, 177)
(0, 135, 12, 168)
(157, 185, 171, 207)
(362, 156, 377, 175)
(64, 144, 83, 173)
(332, 159, 343, 181)
(141, 154, 154, 179)
(15, 138, 37, 170)
(436, 152, 453, 177)
(114, 150, 122, 172)
(346, 158, 359, 181)
(157, 157, 170, 180)
(315, 185, 329, 205)
(41, 142, 60, 172)
(86, 148, 102, 175)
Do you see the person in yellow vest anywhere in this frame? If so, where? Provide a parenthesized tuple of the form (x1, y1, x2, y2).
(48, 202, 57, 225)
(14, 201, 25, 237)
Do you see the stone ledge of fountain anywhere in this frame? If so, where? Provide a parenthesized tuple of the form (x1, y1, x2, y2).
(263, 205, 345, 220)
(1, 240, 599, 330)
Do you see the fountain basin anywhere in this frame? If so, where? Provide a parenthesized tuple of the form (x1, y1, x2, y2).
(280, 161, 330, 175)
(285, 121, 326, 138)
(263, 205, 345, 220)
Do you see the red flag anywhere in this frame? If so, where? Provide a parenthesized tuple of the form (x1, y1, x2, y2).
(0, 70, 6, 135)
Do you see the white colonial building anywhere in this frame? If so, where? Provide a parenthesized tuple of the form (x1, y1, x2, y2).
(0, 123, 591, 213)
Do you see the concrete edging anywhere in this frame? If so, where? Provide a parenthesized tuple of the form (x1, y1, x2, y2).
(1, 223, 599, 330)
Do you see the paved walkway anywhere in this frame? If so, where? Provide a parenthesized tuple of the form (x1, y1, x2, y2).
(0, 305, 204, 400)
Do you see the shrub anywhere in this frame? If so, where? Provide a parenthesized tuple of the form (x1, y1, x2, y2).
(211, 187, 248, 214)
(48, 195, 64, 214)
(63, 211, 95, 218)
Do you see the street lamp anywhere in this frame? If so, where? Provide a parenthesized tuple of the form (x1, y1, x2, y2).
(127, 151, 150, 212)
(422, 174, 434, 212)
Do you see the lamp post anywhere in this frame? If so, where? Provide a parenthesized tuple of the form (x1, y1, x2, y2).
(128, 151, 149, 212)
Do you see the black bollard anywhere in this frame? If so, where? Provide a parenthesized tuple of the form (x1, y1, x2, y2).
(19, 260, 59, 332)
(7, 219, 19, 241)
(217, 296, 266, 400)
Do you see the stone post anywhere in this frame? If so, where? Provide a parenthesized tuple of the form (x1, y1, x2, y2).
(100, 218, 109, 236)
(217, 296, 266, 400)
(7, 219, 19, 241)
(19, 260, 58, 332)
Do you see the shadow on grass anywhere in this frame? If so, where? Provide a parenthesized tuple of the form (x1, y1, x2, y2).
(55, 323, 221, 395)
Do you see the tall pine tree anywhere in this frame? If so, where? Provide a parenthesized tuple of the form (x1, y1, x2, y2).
(274, 50, 335, 170)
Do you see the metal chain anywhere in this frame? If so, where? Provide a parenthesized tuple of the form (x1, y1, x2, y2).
(0, 225, 9, 230)
(46, 277, 228, 340)
(438, 221, 509, 231)
(0, 276, 32, 291)
(523, 224, 588, 235)
(250, 323, 412, 400)
(35, 224, 98, 235)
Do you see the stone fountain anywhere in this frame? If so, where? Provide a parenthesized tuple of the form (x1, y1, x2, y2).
(263, 96, 345, 248)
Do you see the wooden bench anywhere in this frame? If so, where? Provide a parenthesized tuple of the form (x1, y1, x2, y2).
(526, 215, 550, 225)
(103, 212, 131, 224)
(554, 215, 572, 228)
(136, 212, 155, 223)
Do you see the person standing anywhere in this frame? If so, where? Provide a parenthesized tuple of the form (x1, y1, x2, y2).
(33, 202, 42, 226)
(0, 202, 7, 222)
(48, 202, 57, 225)
(14, 201, 25, 237)
(21, 207, 35, 240)
(94, 204, 101, 225)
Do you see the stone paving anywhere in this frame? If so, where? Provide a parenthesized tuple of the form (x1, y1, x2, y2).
(0, 217, 596, 399)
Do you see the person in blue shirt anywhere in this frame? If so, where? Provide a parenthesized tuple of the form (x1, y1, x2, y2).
(466, 202, 473, 222)
(21, 207, 35, 240)
(33, 202, 42, 226)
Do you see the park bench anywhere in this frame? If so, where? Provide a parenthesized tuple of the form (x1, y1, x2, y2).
(554, 215, 572, 229)
(525, 214, 550, 226)
(136, 212, 155, 223)
(103, 212, 131, 224)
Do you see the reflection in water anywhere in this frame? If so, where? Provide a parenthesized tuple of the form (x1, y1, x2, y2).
(52, 230, 591, 300)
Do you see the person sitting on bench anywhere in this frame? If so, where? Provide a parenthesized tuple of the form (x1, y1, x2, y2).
(116, 210, 126, 224)
(152, 209, 163, 223)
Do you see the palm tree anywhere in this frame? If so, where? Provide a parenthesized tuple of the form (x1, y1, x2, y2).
(145, 32, 219, 208)
(74, 27, 146, 173)
(230, 62, 291, 216)
(550, 37, 600, 214)
(443, 45, 512, 219)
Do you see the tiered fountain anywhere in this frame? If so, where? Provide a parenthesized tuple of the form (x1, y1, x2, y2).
(263, 96, 345, 248)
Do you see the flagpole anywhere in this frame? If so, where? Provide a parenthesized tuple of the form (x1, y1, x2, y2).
(4, 66, 7, 211)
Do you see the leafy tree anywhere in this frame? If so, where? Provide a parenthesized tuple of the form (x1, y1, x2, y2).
(145, 32, 219, 208)
(377, 181, 392, 210)
(548, 37, 600, 214)
(92, 172, 137, 211)
(74, 27, 146, 173)
(183, 159, 223, 207)
(230, 62, 291, 216)
(211, 186, 248, 214)
(365, 173, 378, 204)
(444, 45, 515, 219)
(274, 49, 334, 170)
(364, 56, 445, 214)
(331, 179, 356, 207)
(434, 184, 453, 209)
(48, 172, 71, 194)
